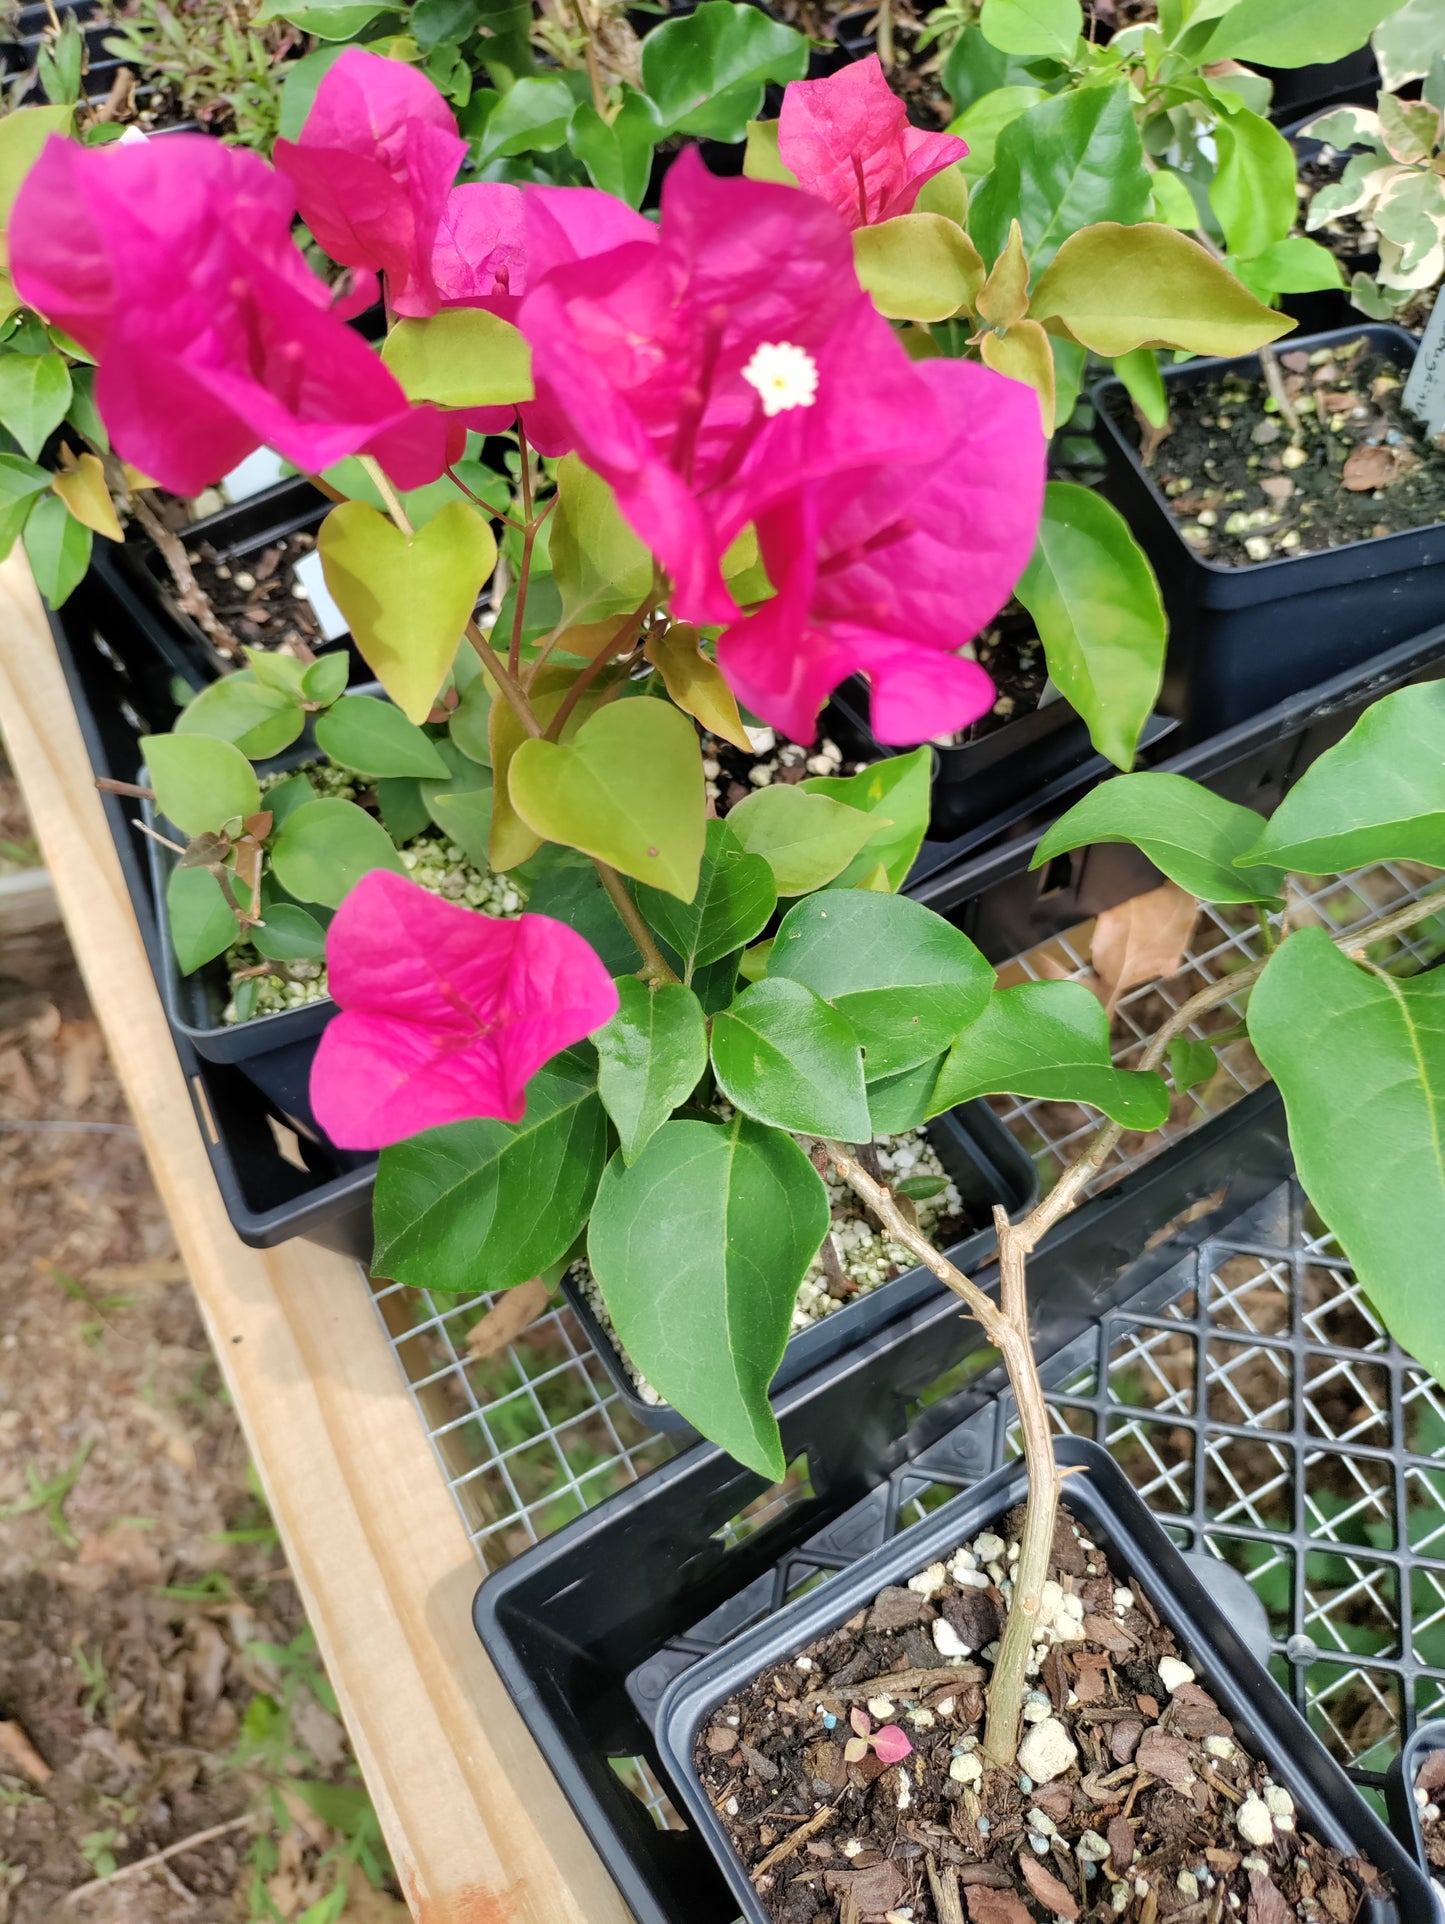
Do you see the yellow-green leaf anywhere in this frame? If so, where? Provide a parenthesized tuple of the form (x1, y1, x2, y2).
(1029, 222, 1293, 357)
(742, 117, 798, 184)
(51, 453, 122, 542)
(550, 453, 653, 625)
(317, 499, 497, 724)
(975, 217, 1030, 328)
(980, 318, 1056, 435)
(644, 625, 750, 751)
(381, 308, 534, 408)
(913, 162, 970, 228)
(0, 105, 71, 227)
(852, 212, 986, 322)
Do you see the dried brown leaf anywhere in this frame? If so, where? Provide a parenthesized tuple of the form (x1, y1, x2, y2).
(464, 1276, 557, 1362)
(1090, 882, 1199, 1013)
(1342, 442, 1422, 492)
(0, 1720, 51, 1784)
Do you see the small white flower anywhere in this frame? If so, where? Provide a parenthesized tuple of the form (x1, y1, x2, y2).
(742, 341, 819, 417)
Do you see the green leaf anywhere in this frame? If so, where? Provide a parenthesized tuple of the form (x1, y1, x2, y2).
(711, 977, 871, 1138)
(863, 1054, 950, 1135)
(1149, 166, 1201, 231)
(252, 901, 329, 962)
(587, 1114, 829, 1475)
(550, 454, 653, 625)
(949, 84, 1048, 181)
(1169, 1034, 1217, 1093)
(0, 350, 70, 462)
(568, 89, 659, 207)
(595, 977, 708, 1163)
(943, 21, 1047, 112)
(381, 308, 534, 408)
(1233, 237, 1344, 302)
(980, 0, 1081, 60)
(475, 75, 576, 160)
(968, 83, 1151, 273)
(0, 105, 72, 225)
(1241, 685, 1445, 874)
(770, 891, 992, 1079)
(727, 785, 878, 896)
(743, 116, 797, 184)
(376, 776, 433, 846)
(374, 1056, 611, 1292)
(934, 980, 1170, 1127)
(1014, 481, 1165, 771)
(509, 699, 704, 899)
(1030, 773, 1285, 903)
(263, 773, 317, 828)
(142, 734, 262, 839)
(269, 798, 407, 909)
(801, 748, 932, 892)
(245, 649, 308, 701)
(256, 0, 388, 37)
(1029, 222, 1293, 357)
(317, 500, 497, 724)
(640, 0, 809, 142)
(852, 213, 986, 321)
(1247, 929, 1445, 1389)
(525, 859, 642, 975)
(278, 45, 349, 136)
(176, 676, 305, 760)
(428, 783, 495, 869)
(635, 816, 776, 977)
(411, 0, 481, 49)
(1374, 0, 1445, 91)
(448, 675, 493, 765)
(313, 695, 451, 779)
(1203, 0, 1402, 66)
(301, 653, 349, 708)
(1113, 346, 1169, 429)
(21, 492, 90, 606)
(166, 866, 238, 975)
(1210, 108, 1297, 259)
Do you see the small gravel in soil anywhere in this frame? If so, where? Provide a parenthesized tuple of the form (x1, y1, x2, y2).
(1414, 1751, 1445, 1879)
(574, 1131, 970, 1404)
(1121, 340, 1445, 566)
(698, 1505, 1383, 1924)
(184, 530, 325, 659)
(919, 615, 1047, 749)
(703, 725, 864, 811)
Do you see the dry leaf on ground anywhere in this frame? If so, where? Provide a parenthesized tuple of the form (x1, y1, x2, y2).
(1090, 882, 1200, 1013)
(465, 1276, 556, 1362)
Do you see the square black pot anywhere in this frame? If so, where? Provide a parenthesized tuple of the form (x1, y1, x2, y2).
(1385, 1721, 1445, 1902)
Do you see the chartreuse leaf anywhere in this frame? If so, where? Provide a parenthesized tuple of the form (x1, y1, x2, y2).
(743, 117, 797, 184)
(318, 500, 496, 724)
(595, 977, 708, 1164)
(0, 105, 72, 223)
(0, 352, 71, 461)
(1202, 0, 1401, 66)
(968, 84, 1151, 273)
(1029, 223, 1292, 357)
(167, 866, 238, 975)
(980, 0, 1081, 59)
(374, 1056, 612, 1293)
(1240, 684, 1445, 874)
(252, 902, 328, 962)
(246, 650, 307, 699)
(711, 978, 871, 1139)
(1113, 347, 1169, 430)
(587, 1114, 830, 1475)
(51, 453, 122, 542)
(1032, 774, 1284, 904)
(636, 817, 776, 977)
(551, 454, 652, 625)
(143, 734, 261, 838)
(302, 653, 349, 708)
(770, 891, 992, 1079)
(381, 308, 534, 408)
(314, 695, 451, 779)
(644, 627, 750, 751)
(980, 320, 1056, 435)
(853, 214, 986, 322)
(1247, 930, 1445, 1389)
(1234, 238, 1344, 305)
(639, 0, 808, 142)
(1015, 482, 1165, 771)
(1210, 108, 1297, 260)
(727, 785, 878, 896)
(1169, 1035, 1217, 1093)
(269, 798, 406, 909)
(802, 748, 931, 892)
(509, 698, 704, 900)
(22, 491, 89, 606)
(176, 676, 305, 760)
(934, 980, 1170, 1127)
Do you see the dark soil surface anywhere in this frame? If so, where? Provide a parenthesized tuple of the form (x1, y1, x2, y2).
(702, 724, 867, 814)
(181, 530, 325, 659)
(961, 615, 1047, 745)
(1415, 1750, 1445, 1872)
(1122, 339, 1445, 567)
(698, 1503, 1382, 1924)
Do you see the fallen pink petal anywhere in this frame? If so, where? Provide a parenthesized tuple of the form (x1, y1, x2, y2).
(310, 871, 620, 1150)
(870, 1725, 914, 1766)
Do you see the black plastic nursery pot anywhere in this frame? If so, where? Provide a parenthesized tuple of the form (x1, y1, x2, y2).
(1261, 48, 1381, 126)
(1093, 325, 1445, 745)
(563, 1098, 1039, 1434)
(1386, 1721, 1445, 1897)
(656, 1434, 1435, 1924)
(477, 1085, 1431, 1924)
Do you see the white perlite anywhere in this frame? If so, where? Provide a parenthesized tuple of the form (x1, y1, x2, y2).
(1017, 1717, 1078, 1785)
(1236, 1797, 1275, 1848)
(932, 1619, 972, 1660)
(910, 1563, 948, 1599)
(1204, 1736, 1236, 1761)
(1158, 1657, 1196, 1694)
(950, 1753, 983, 1785)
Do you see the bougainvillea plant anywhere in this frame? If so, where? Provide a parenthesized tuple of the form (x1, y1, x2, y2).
(13, 47, 1445, 1766)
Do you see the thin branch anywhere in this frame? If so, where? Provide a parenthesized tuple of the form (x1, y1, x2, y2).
(65, 1815, 254, 1904)
(595, 863, 679, 985)
(1259, 344, 1304, 439)
(463, 619, 543, 736)
(358, 454, 414, 536)
(96, 777, 156, 801)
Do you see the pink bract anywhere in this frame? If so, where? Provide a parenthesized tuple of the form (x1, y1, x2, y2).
(777, 56, 967, 230)
(870, 1725, 913, 1766)
(9, 134, 412, 495)
(310, 872, 620, 1150)
(518, 149, 947, 624)
(717, 358, 1046, 744)
(432, 180, 655, 322)
(273, 48, 466, 318)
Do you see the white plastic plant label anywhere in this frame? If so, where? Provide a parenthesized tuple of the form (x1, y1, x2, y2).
(221, 448, 289, 503)
(292, 548, 350, 642)
(1404, 298, 1445, 437)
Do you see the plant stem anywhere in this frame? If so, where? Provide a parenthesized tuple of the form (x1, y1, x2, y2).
(358, 454, 414, 536)
(120, 474, 239, 659)
(876, 0, 895, 68)
(597, 864, 679, 984)
(1258, 343, 1304, 439)
(570, 0, 607, 113)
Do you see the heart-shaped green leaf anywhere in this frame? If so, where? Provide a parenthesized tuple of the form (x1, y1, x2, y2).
(143, 733, 262, 839)
(317, 499, 497, 724)
(508, 699, 705, 900)
(166, 865, 238, 975)
(251, 901, 329, 962)
(550, 454, 653, 625)
(269, 797, 407, 909)
(595, 976, 708, 1163)
(711, 977, 871, 1139)
(727, 784, 879, 895)
(636, 817, 777, 978)
(176, 675, 306, 760)
(314, 695, 451, 779)
(381, 308, 534, 408)
(587, 1114, 829, 1476)
(0, 351, 71, 461)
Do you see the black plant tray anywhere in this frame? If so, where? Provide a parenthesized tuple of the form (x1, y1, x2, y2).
(1093, 325, 1442, 744)
(563, 1099, 1038, 1434)
(475, 1085, 1445, 1924)
(1386, 1720, 1445, 1895)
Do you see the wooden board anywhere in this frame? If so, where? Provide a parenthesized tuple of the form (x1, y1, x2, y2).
(0, 551, 635, 1924)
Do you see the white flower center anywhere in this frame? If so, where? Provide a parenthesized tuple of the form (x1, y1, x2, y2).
(742, 341, 818, 417)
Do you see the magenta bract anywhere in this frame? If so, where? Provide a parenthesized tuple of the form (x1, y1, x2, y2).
(310, 872, 620, 1150)
(777, 56, 967, 230)
(9, 133, 413, 494)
